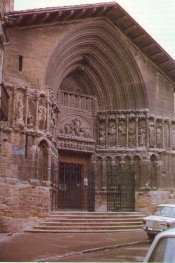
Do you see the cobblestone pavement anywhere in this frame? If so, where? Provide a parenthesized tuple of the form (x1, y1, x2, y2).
(0, 230, 148, 262)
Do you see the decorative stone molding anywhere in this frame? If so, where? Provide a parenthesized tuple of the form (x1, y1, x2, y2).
(96, 110, 175, 151)
(0, 84, 59, 139)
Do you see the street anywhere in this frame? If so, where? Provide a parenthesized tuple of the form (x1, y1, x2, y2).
(56, 242, 151, 262)
(0, 231, 148, 262)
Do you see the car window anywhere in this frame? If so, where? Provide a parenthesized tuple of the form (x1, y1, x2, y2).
(148, 237, 175, 262)
(153, 207, 175, 218)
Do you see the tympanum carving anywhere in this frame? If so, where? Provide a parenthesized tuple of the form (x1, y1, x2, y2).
(60, 118, 91, 139)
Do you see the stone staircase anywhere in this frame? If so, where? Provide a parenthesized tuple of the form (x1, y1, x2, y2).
(26, 211, 144, 233)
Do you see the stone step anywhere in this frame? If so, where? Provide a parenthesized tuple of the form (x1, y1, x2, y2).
(26, 211, 144, 233)
(45, 217, 143, 223)
(40, 220, 142, 226)
(32, 224, 143, 230)
(27, 228, 142, 233)
(50, 211, 142, 216)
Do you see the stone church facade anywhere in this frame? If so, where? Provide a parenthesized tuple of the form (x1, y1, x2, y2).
(1, 0, 175, 232)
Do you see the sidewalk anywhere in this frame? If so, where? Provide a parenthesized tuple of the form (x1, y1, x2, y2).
(0, 230, 147, 262)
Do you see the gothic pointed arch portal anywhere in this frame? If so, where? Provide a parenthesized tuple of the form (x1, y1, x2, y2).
(45, 18, 148, 211)
(45, 18, 148, 111)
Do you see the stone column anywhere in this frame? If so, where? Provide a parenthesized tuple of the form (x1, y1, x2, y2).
(141, 157, 150, 189)
(67, 93, 70, 107)
(35, 92, 40, 130)
(46, 98, 50, 132)
(116, 115, 119, 147)
(169, 120, 172, 150)
(47, 148, 51, 182)
(12, 87, 17, 128)
(155, 160, 162, 188)
(24, 87, 29, 126)
(126, 114, 129, 147)
(106, 117, 109, 147)
(102, 159, 107, 191)
(146, 117, 149, 148)
(154, 118, 157, 148)
(136, 116, 139, 147)
(162, 120, 165, 149)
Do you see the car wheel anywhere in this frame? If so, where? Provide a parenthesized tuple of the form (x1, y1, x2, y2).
(147, 233, 155, 240)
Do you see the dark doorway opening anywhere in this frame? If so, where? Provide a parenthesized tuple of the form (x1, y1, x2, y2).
(51, 151, 95, 211)
(59, 162, 82, 210)
(107, 168, 135, 212)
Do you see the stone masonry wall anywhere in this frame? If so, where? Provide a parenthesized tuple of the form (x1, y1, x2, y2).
(4, 19, 175, 118)
(0, 133, 51, 232)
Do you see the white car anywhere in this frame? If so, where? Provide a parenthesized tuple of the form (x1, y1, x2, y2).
(144, 227, 175, 262)
(143, 204, 175, 240)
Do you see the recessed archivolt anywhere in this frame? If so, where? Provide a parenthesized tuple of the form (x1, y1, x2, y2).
(45, 18, 148, 111)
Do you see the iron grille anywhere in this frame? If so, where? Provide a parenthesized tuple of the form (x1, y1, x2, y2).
(0, 84, 9, 121)
(88, 160, 95, 211)
(58, 162, 83, 210)
(107, 167, 135, 212)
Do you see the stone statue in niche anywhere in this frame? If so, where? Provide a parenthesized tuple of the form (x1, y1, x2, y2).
(156, 124, 162, 147)
(15, 93, 24, 128)
(27, 110, 34, 128)
(38, 98, 47, 130)
(108, 122, 116, 146)
(128, 124, 135, 147)
(149, 122, 155, 147)
(118, 120, 126, 146)
(50, 110, 56, 134)
(50, 104, 59, 135)
(99, 125, 106, 146)
(139, 125, 146, 146)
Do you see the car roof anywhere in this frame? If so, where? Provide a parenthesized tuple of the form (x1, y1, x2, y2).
(157, 227, 175, 236)
(144, 228, 175, 262)
(157, 204, 175, 208)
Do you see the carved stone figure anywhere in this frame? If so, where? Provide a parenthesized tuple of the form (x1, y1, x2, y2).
(49, 104, 59, 135)
(172, 128, 175, 150)
(108, 123, 116, 146)
(72, 118, 81, 136)
(118, 120, 126, 146)
(139, 125, 146, 146)
(38, 98, 47, 130)
(128, 125, 135, 147)
(80, 127, 91, 138)
(99, 125, 106, 145)
(149, 123, 155, 147)
(62, 118, 91, 139)
(27, 110, 34, 128)
(15, 93, 24, 128)
(156, 124, 162, 147)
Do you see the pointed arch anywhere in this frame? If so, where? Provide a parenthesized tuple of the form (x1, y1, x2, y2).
(45, 18, 148, 111)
